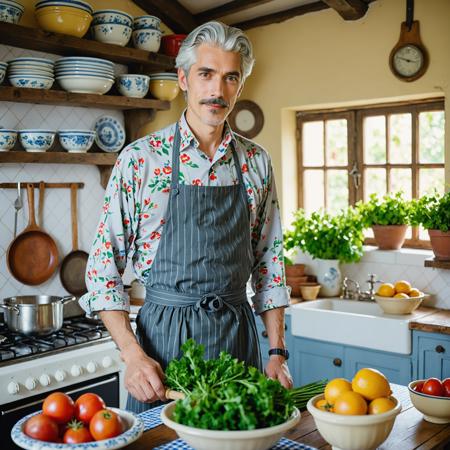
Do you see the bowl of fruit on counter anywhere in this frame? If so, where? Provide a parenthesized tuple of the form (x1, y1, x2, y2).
(12, 392, 143, 449)
(307, 368, 401, 450)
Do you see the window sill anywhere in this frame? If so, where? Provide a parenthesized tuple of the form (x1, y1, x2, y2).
(360, 245, 434, 267)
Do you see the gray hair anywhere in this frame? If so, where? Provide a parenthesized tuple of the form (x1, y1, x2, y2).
(175, 21, 254, 83)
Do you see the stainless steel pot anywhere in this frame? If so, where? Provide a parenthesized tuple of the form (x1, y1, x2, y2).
(0, 295, 76, 335)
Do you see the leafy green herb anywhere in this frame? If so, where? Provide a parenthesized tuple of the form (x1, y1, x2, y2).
(410, 190, 450, 232)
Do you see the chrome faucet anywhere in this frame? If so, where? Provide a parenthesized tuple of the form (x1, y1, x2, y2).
(341, 274, 382, 301)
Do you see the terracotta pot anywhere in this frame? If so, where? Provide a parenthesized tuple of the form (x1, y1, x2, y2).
(428, 229, 450, 261)
(285, 264, 305, 277)
(286, 275, 308, 298)
(372, 224, 408, 250)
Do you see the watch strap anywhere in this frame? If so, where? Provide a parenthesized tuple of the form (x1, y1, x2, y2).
(268, 348, 289, 360)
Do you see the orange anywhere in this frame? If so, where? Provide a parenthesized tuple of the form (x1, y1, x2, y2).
(352, 368, 392, 401)
(333, 391, 368, 415)
(409, 288, 421, 297)
(324, 378, 352, 405)
(315, 398, 334, 412)
(377, 283, 395, 297)
(394, 280, 411, 294)
(368, 397, 396, 414)
(393, 293, 409, 299)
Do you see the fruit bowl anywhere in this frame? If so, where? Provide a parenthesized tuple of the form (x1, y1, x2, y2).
(408, 380, 450, 424)
(307, 394, 401, 450)
(374, 293, 427, 315)
(11, 407, 144, 450)
(161, 401, 301, 450)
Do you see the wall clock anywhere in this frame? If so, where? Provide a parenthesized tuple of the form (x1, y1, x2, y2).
(228, 100, 264, 139)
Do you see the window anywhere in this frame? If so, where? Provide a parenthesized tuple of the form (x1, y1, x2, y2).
(297, 99, 445, 247)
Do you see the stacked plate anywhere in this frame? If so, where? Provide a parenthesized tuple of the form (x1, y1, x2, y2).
(55, 56, 114, 94)
(150, 72, 178, 81)
(7, 57, 54, 90)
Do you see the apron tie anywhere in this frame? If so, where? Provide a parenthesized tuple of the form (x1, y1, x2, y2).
(196, 292, 240, 323)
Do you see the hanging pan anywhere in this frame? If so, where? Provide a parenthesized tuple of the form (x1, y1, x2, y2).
(7, 184, 59, 285)
(60, 183, 89, 296)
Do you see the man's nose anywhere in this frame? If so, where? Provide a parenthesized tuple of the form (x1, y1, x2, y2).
(210, 77, 225, 97)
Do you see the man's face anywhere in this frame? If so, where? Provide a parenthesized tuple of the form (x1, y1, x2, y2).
(178, 44, 243, 128)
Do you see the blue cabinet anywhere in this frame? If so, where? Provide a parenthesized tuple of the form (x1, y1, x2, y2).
(413, 331, 450, 380)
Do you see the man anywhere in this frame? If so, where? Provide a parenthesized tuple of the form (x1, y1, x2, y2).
(79, 21, 292, 413)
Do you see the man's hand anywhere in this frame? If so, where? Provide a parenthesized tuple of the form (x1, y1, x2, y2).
(265, 355, 293, 389)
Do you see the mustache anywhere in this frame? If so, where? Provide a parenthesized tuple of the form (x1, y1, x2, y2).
(199, 97, 229, 108)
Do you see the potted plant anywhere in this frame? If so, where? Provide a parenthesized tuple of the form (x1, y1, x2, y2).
(282, 255, 307, 297)
(284, 207, 365, 296)
(411, 190, 450, 260)
(356, 192, 412, 250)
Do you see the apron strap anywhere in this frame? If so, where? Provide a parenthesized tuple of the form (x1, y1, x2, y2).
(170, 124, 182, 192)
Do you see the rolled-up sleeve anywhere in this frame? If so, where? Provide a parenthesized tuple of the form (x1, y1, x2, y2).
(79, 149, 139, 315)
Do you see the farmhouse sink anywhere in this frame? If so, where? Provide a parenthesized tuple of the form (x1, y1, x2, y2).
(290, 298, 433, 354)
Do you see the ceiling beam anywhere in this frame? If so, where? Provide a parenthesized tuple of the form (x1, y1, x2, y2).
(321, 0, 368, 20)
(132, 0, 198, 34)
(196, 0, 273, 22)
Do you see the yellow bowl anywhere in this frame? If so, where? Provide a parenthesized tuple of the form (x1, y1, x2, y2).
(35, 6, 92, 38)
(149, 79, 179, 101)
(374, 294, 427, 315)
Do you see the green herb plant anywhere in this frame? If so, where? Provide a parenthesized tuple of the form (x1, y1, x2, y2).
(411, 190, 450, 232)
(165, 339, 326, 431)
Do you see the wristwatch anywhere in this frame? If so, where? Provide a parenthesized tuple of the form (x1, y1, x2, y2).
(268, 348, 289, 360)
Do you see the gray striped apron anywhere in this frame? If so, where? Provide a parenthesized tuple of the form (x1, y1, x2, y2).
(126, 124, 262, 413)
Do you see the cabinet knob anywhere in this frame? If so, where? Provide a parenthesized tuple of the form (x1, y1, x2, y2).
(261, 331, 268, 338)
(435, 345, 445, 354)
(333, 358, 342, 367)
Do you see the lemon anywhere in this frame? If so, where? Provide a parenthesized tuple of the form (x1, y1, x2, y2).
(394, 280, 411, 294)
(394, 292, 409, 299)
(352, 368, 392, 401)
(368, 397, 396, 414)
(333, 391, 368, 415)
(377, 283, 395, 297)
(324, 378, 352, 405)
(409, 288, 421, 297)
(315, 398, 334, 412)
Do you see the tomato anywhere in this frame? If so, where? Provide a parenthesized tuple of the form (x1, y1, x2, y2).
(43, 392, 75, 423)
(24, 414, 59, 442)
(422, 378, 445, 397)
(63, 420, 93, 444)
(75, 393, 106, 423)
(413, 381, 424, 393)
(443, 378, 450, 397)
(89, 409, 124, 441)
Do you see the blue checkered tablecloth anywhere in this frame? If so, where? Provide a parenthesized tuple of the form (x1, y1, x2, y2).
(139, 404, 165, 431)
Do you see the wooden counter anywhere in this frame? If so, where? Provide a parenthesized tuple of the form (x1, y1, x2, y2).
(127, 384, 450, 450)
(409, 308, 450, 335)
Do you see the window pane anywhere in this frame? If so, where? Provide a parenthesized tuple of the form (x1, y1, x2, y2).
(390, 169, 412, 199)
(326, 119, 347, 166)
(326, 170, 348, 214)
(389, 113, 411, 163)
(419, 168, 445, 196)
(303, 121, 324, 166)
(364, 115, 386, 164)
(304, 170, 324, 213)
(364, 168, 386, 200)
(419, 111, 445, 163)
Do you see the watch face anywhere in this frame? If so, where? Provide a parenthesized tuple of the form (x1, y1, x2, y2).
(393, 44, 424, 77)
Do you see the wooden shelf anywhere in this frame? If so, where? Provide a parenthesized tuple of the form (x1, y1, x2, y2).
(424, 258, 450, 270)
(0, 151, 117, 165)
(0, 22, 175, 71)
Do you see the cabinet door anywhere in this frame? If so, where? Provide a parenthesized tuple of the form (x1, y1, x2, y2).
(345, 347, 412, 385)
(293, 337, 344, 387)
(415, 331, 450, 379)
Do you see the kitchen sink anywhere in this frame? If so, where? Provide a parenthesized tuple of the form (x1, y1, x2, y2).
(290, 298, 433, 354)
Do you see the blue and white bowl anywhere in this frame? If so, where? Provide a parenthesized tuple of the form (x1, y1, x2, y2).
(0, 129, 17, 151)
(56, 56, 114, 69)
(56, 74, 114, 94)
(35, 0, 92, 14)
(132, 28, 162, 52)
(56, 69, 114, 79)
(9, 57, 54, 69)
(9, 75, 54, 89)
(59, 129, 96, 153)
(133, 14, 160, 30)
(0, 0, 24, 24)
(19, 129, 55, 152)
(117, 74, 149, 98)
(91, 23, 132, 46)
(92, 9, 132, 27)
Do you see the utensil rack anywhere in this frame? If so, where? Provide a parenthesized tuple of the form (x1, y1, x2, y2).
(0, 182, 84, 189)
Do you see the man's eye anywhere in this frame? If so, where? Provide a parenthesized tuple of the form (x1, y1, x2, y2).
(199, 72, 209, 78)
(227, 75, 239, 82)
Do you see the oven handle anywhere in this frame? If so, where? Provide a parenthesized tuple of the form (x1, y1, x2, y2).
(1, 376, 118, 415)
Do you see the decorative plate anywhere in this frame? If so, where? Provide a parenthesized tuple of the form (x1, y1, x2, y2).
(228, 99, 264, 139)
(11, 407, 144, 450)
(94, 116, 126, 152)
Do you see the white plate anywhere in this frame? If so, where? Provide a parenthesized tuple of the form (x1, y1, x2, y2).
(94, 116, 125, 152)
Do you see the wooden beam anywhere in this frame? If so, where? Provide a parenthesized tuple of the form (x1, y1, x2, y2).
(195, 0, 273, 22)
(321, 0, 369, 20)
(132, 0, 198, 34)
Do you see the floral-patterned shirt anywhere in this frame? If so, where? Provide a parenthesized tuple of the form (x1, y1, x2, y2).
(79, 113, 289, 316)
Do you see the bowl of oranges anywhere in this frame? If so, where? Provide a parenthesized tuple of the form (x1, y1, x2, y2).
(307, 368, 401, 450)
(374, 280, 428, 315)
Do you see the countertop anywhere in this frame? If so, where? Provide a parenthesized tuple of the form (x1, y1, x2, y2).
(409, 308, 450, 335)
(126, 384, 450, 450)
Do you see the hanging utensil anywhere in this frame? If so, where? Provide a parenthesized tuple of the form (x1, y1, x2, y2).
(13, 181, 22, 238)
(38, 180, 45, 227)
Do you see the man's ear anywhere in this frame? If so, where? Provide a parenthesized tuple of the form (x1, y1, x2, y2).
(178, 68, 188, 92)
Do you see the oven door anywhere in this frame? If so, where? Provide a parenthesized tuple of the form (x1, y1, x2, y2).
(1, 373, 120, 450)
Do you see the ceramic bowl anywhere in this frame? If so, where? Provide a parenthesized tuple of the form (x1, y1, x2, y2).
(9, 75, 54, 89)
(59, 129, 96, 153)
(117, 74, 150, 98)
(56, 74, 114, 94)
(9, 67, 54, 77)
(9, 57, 54, 69)
(132, 28, 161, 52)
(408, 380, 450, 424)
(161, 34, 187, 57)
(19, 129, 55, 152)
(11, 407, 144, 450)
(149, 78, 179, 101)
(0, 129, 17, 151)
(300, 284, 321, 301)
(92, 9, 132, 27)
(161, 401, 301, 450)
(0, 0, 24, 24)
(91, 23, 132, 46)
(35, 0, 93, 14)
(55, 56, 114, 69)
(374, 294, 427, 315)
(133, 14, 160, 30)
(55, 69, 114, 80)
(0, 64, 6, 84)
(35, 5, 92, 37)
(307, 394, 401, 450)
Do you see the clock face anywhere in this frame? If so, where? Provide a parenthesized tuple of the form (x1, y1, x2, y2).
(392, 44, 424, 77)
